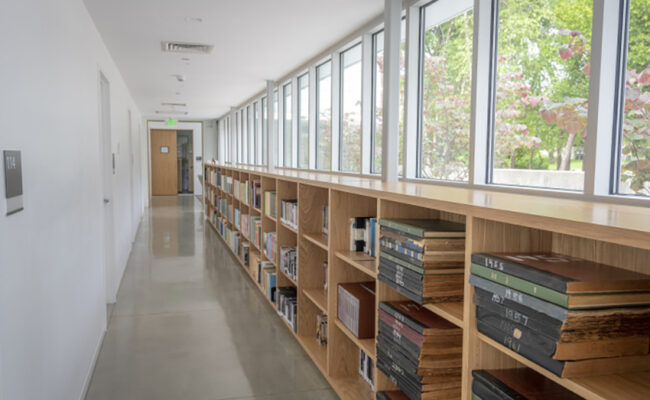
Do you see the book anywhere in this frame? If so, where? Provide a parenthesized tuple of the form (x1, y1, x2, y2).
(279, 246, 297, 282)
(379, 219, 465, 239)
(472, 252, 650, 294)
(381, 227, 466, 254)
(472, 369, 583, 400)
(477, 318, 650, 377)
(377, 391, 410, 400)
(477, 306, 650, 360)
(359, 349, 375, 389)
(337, 282, 376, 338)
(350, 217, 372, 253)
(322, 205, 329, 235)
(471, 263, 650, 309)
(316, 312, 328, 345)
(379, 301, 461, 336)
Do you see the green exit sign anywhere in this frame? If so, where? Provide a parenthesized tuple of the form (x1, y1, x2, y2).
(165, 118, 178, 127)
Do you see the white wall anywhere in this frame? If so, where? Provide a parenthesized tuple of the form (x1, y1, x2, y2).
(0, 1, 144, 399)
(147, 121, 204, 197)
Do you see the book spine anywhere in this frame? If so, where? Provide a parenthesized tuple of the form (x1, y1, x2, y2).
(477, 306, 558, 357)
(379, 219, 424, 238)
(471, 253, 570, 293)
(376, 335, 420, 377)
(471, 264, 569, 308)
(380, 225, 424, 243)
(380, 238, 423, 262)
(378, 274, 428, 305)
(381, 251, 424, 271)
(469, 275, 569, 321)
(474, 287, 563, 339)
(376, 358, 422, 400)
(476, 319, 565, 377)
(378, 262, 424, 291)
(380, 253, 426, 275)
(378, 302, 428, 335)
(378, 322, 422, 360)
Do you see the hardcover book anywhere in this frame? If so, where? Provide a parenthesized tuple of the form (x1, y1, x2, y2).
(379, 219, 466, 239)
(472, 369, 583, 400)
(337, 282, 376, 339)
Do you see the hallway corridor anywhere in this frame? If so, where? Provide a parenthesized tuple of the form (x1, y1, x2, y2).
(85, 196, 337, 400)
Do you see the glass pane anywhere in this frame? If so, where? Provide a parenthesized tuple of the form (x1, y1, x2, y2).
(373, 31, 384, 173)
(298, 74, 309, 168)
(616, 0, 649, 197)
(273, 90, 279, 163)
(340, 44, 362, 172)
(247, 105, 252, 164)
(399, 19, 406, 176)
(283, 83, 292, 167)
(317, 61, 332, 170)
(492, 0, 592, 191)
(262, 97, 268, 165)
(253, 102, 262, 164)
(420, 1, 473, 181)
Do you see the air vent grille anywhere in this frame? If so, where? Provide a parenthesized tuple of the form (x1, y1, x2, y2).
(155, 110, 189, 115)
(161, 41, 213, 54)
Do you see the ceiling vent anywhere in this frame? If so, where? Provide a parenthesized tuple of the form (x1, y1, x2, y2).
(161, 41, 213, 54)
(161, 102, 187, 107)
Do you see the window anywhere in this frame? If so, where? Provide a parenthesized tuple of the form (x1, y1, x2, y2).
(372, 21, 406, 175)
(490, 0, 593, 191)
(241, 109, 246, 163)
(283, 83, 293, 167)
(247, 104, 253, 164)
(418, 0, 473, 181)
(298, 73, 310, 168)
(316, 61, 332, 170)
(273, 90, 279, 163)
(262, 96, 268, 165)
(372, 31, 384, 173)
(253, 101, 259, 164)
(614, 0, 649, 197)
(340, 44, 363, 172)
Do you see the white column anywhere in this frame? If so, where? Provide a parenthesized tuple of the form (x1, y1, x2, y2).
(382, 0, 402, 182)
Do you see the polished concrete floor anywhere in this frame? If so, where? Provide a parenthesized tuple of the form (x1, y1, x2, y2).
(85, 196, 337, 400)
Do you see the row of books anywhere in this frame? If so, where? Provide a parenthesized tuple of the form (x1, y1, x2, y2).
(316, 312, 327, 345)
(277, 287, 297, 333)
(263, 231, 276, 261)
(359, 349, 374, 390)
(224, 176, 233, 194)
(470, 252, 650, 378)
(248, 216, 262, 250)
(257, 261, 276, 302)
(251, 180, 261, 209)
(377, 301, 462, 400)
(205, 167, 220, 187)
(234, 208, 241, 230)
(240, 242, 249, 267)
(349, 217, 377, 257)
(233, 179, 249, 205)
(263, 191, 276, 218)
(280, 199, 298, 229)
(279, 246, 297, 282)
(378, 218, 465, 304)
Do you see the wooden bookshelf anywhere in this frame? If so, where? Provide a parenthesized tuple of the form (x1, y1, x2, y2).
(203, 162, 650, 400)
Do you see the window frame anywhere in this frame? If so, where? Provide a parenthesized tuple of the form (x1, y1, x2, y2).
(315, 59, 333, 170)
(371, 29, 384, 174)
(338, 42, 363, 172)
(297, 72, 310, 169)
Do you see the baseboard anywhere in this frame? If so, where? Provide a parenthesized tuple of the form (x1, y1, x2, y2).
(78, 325, 107, 400)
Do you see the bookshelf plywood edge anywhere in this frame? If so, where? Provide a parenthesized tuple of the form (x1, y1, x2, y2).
(204, 163, 650, 400)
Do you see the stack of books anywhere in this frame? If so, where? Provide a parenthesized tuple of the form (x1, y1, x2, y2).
(251, 180, 261, 208)
(280, 199, 298, 229)
(349, 217, 377, 257)
(280, 246, 297, 281)
(472, 368, 583, 399)
(470, 252, 650, 377)
(378, 219, 465, 304)
(277, 286, 297, 332)
(377, 301, 462, 400)
(263, 191, 276, 218)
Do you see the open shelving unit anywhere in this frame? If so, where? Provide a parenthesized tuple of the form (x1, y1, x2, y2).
(203, 162, 650, 400)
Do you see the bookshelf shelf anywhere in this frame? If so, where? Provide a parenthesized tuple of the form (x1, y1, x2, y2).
(335, 251, 377, 278)
(298, 335, 328, 374)
(303, 232, 329, 251)
(303, 288, 327, 313)
(278, 268, 298, 286)
(204, 163, 650, 400)
(334, 319, 376, 360)
(423, 302, 464, 328)
(279, 220, 298, 234)
(478, 333, 650, 400)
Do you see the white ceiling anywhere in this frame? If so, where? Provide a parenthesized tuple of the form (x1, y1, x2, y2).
(83, 0, 384, 120)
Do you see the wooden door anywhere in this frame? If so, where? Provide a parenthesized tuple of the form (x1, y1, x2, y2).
(151, 129, 178, 195)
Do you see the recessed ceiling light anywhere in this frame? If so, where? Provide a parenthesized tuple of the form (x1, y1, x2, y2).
(185, 17, 203, 23)
(155, 110, 188, 115)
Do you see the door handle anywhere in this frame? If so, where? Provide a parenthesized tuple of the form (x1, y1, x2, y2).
(104, 198, 110, 204)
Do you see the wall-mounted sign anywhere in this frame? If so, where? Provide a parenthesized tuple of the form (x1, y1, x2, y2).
(165, 118, 177, 127)
(3, 150, 23, 216)
(161, 146, 169, 154)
